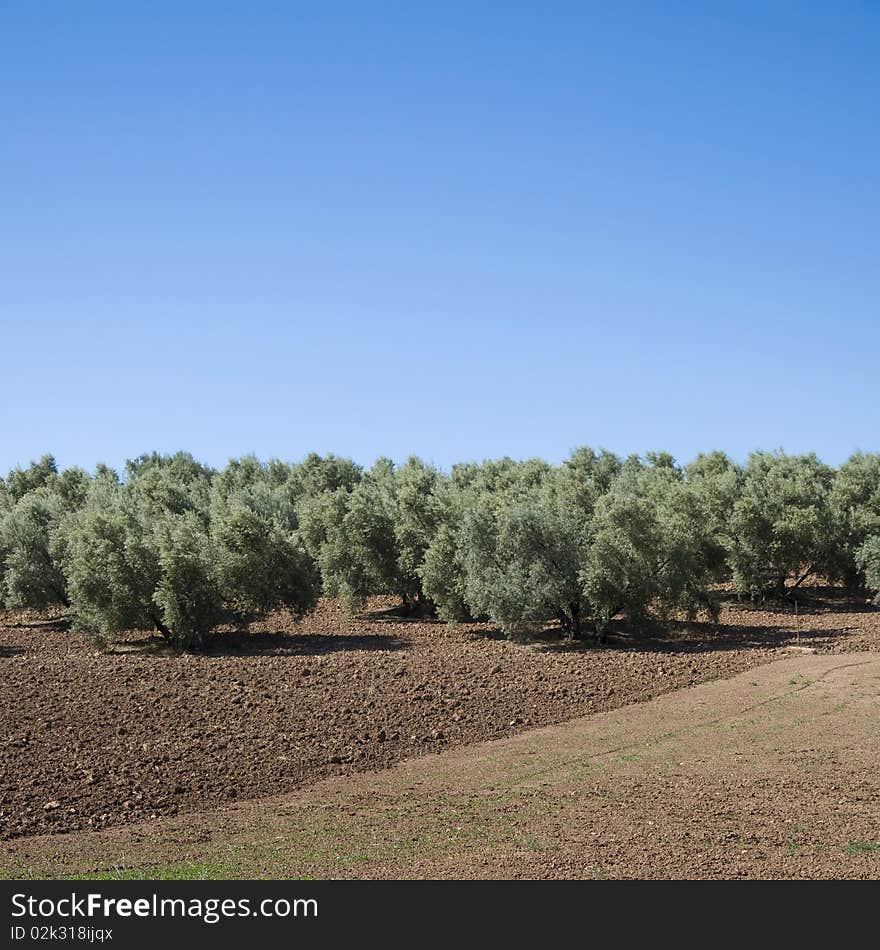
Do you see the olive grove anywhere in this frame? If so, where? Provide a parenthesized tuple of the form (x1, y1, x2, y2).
(0, 446, 878, 648)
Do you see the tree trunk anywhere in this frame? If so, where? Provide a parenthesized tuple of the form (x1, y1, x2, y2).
(151, 614, 173, 642)
(569, 602, 582, 640)
(842, 566, 864, 593)
(788, 565, 816, 595)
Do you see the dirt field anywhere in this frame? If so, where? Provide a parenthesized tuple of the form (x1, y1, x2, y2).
(4, 651, 879, 880)
(1, 588, 879, 878)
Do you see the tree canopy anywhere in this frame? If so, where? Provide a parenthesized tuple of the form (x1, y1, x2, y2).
(1, 447, 877, 648)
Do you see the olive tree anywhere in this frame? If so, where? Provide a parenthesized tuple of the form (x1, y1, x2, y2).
(55, 482, 161, 639)
(60, 473, 319, 649)
(210, 479, 319, 617)
(298, 457, 437, 613)
(583, 464, 722, 630)
(0, 464, 92, 610)
(213, 453, 361, 510)
(458, 481, 587, 638)
(418, 472, 474, 622)
(125, 451, 215, 519)
(448, 452, 622, 638)
(55, 449, 216, 642)
(390, 457, 444, 594)
(4, 455, 59, 503)
(856, 536, 880, 604)
(685, 451, 742, 547)
(420, 449, 622, 632)
(287, 452, 362, 501)
(212, 454, 287, 498)
(150, 511, 222, 650)
(727, 451, 836, 597)
(421, 458, 555, 621)
(1, 490, 73, 608)
(212, 453, 363, 607)
(829, 453, 880, 587)
(419, 460, 516, 622)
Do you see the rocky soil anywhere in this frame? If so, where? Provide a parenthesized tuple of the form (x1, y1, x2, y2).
(2, 588, 877, 842)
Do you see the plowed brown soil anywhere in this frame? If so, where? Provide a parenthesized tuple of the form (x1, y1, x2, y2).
(1, 588, 878, 878)
(3, 651, 879, 880)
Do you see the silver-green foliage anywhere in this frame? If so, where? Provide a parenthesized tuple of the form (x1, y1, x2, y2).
(56, 482, 160, 640)
(1, 490, 72, 608)
(210, 480, 318, 618)
(727, 451, 836, 596)
(0, 459, 93, 609)
(299, 457, 438, 612)
(423, 449, 724, 638)
(830, 452, 880, 585)
(425, 450, 622, 636)
(151, 511, 222, 650)
(856, 536, 880, 604)
(125, 451, 215, 519)
(418, 473, 473, 622)
(60, 462, 320, 648)
(421, 457, 563, 625)
(4, 444, 878, 649)
(452, 453, 617, 636)
(287, 452, 362, 500)
(459, 480, 586, 637)
(685, 451, 742, 543)
(60, 485, 223, 649)
(584, 463, 722, 629)
(3, 455, 59, 503)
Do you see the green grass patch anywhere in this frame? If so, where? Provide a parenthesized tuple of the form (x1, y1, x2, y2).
(844, 840, 880, 856)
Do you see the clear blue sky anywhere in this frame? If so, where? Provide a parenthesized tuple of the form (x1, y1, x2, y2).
(2, 1, 877, 474)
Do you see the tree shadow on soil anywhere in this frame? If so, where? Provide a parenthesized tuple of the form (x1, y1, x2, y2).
(719, 587, 877, 616)
(358, 605, 446, 625)
(106, 630, 410, 658)
(465, 627, 508, 642)
(5, 616, 72, 631)
(627, 621, 849, 656)
(0, 645, 26, 657)
(468, 617, 856, 656)
(465, 585, 876, 655)
(205, 631, 410, 657)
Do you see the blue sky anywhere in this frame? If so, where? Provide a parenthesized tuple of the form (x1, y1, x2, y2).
(2, 1, 877, 474)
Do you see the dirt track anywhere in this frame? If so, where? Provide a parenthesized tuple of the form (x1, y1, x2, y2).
(4, 651, 879, 879)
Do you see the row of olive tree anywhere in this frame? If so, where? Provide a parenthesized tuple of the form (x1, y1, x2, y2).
(0, 452, 359, 647)
(1, 448, 878, 647)
(296, 447, 880, 637)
